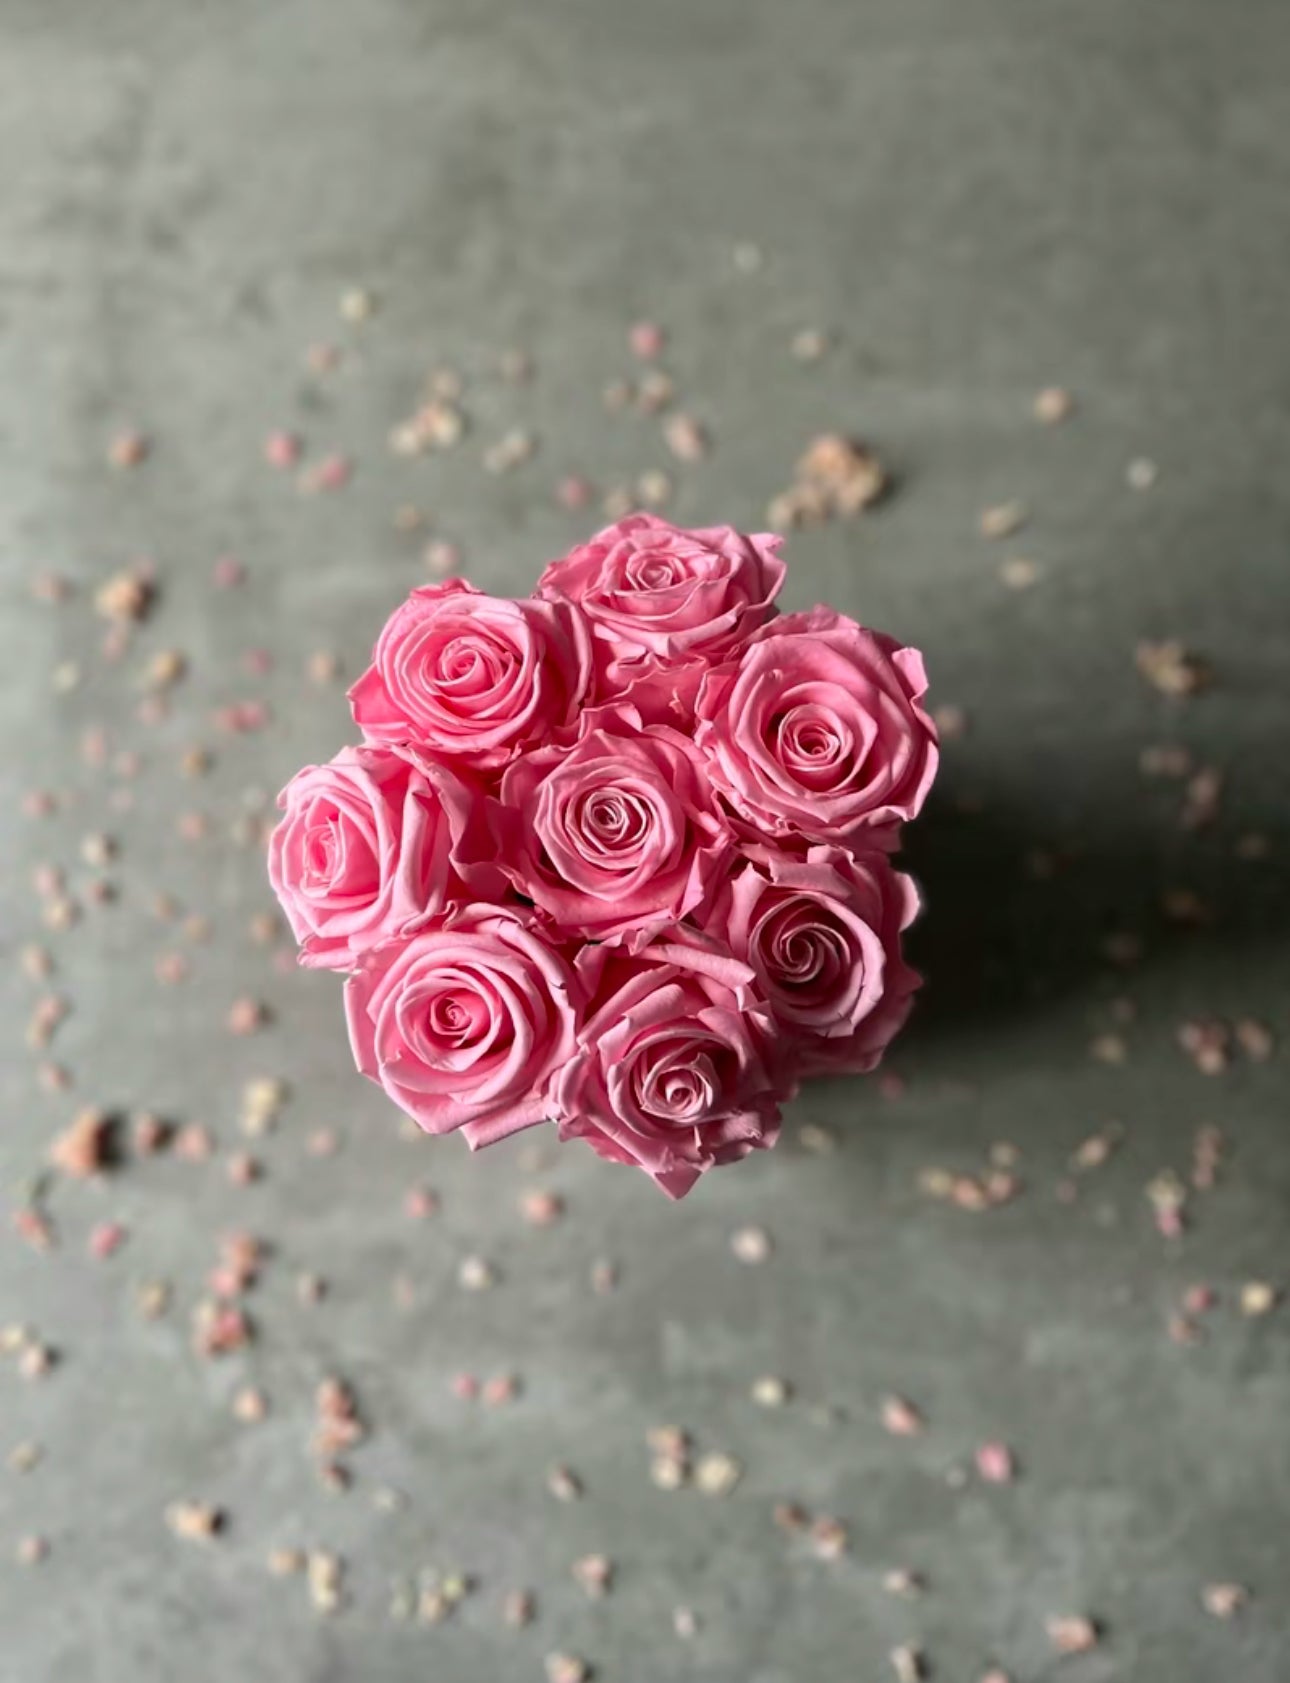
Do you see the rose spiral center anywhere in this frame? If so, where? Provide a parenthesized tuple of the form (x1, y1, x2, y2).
(761, 900, 851, 997)
(634, 1034, 724, 1124)
(625, 550, 685, 592)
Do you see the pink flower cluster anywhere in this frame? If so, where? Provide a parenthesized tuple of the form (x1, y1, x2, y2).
(269, 515, 938, 1196)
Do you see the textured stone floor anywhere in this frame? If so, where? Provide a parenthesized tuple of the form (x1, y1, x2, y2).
(1, 2, 1288, 1680)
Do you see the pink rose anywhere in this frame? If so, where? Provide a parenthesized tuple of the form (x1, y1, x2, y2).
(537, 514, 785, 708)
(349, 580, 591, 768)
(554, 934, 783, 1198)
(695, 606, 938, 845)
(495, 703, 732, 946)
(344, 905, 579, 1144)
(269, 745, 496, 970)
(709, 844, 921, 1075)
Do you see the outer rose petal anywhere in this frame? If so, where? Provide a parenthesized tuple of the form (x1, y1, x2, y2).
(695, 605, 939, 845)
(342, 905, 579, 1143)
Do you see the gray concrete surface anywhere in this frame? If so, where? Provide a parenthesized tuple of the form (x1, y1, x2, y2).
(2, 1, 1289, 1680)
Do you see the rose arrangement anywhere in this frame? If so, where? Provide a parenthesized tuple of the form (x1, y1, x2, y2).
(269, 515, 938, 1196)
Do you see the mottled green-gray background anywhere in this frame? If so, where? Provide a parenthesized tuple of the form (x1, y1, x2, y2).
(2, 2, 1288, 1680)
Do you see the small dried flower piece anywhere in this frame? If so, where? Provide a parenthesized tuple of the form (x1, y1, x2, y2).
(1177, 1017, 1230, 1076)
(404, 1186, 438, 1220)
(557, 475, 594, 511)
(979, 501, 1027, 540)
(649, 1456, 687, 1491)
(1072, 1127, 1121, 1171)
(1235, 1019, 1274, 1062)
(166, 1500, 223, 1542)
(457, 1254, 495, 1291)
(109, 430, 149, 468)
(314, 1377, 366, 1457)
(137, 1281, 172, 1320)
(1046, 1614, 1099, 1655)
(191, 1300, 252, 1358)
(1034, 386, 1074, 423)
(629, 321, 665, 360)
(307, 1550, 344, 1614)
(883, 1567, 924, 1598)
(1136, 639, 1210, 697)
(482, 1372, 520, 1406)
(89, 1222, 127, 1260)
(1240, 1281, 1278, 1317)
(771, 433, 887, 528)
(16, 1535, 49, 1566)
(483, 429, 536, 474)
(810, 1516, 849, 1560)
(50, 1107, 112, 1177)
(18, 1343, 54, 1380)
(663, 413, 709, 463)
(881, 1395, 925, 1437)
(999, 556, 1040, 590)
(791, 327, 829, 362)
(299, 453, 352, 494)
(638, 369, 674, 412)
(572, 1553, 613, 1598)
(339, 287, 375, 322)
(890, 1643, 925, 1683)
(227, 997, 268, 1036)
(502, 1588, 535, 1627)
(1089, 1032, 1128, 1066)
(521, 1189, 564, 1226)
(694, 1452, 742, 1496)
(547, 1464, 583, 1503)
(8, 1441, 42, 1473)
(264, 431, 301, 470)
(544, 1655, 589, 1683)
(637, 469, 672, 507)
(751, 1375, 789, 1407)
(975, 1441, 1016, 1484)
(13, 1209, 55, 1254)
(241, 1077, 288, 1135)
(95, 569, 153, 625)
(1202, 1582, 1248, 1619)
(731, 1226, 771, 1264)
(233, 1386, 268, 1424)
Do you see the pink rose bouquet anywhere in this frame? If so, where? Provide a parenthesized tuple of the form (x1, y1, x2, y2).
(270, 514, 938, 1196)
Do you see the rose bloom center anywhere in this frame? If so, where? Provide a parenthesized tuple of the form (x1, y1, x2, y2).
(577, 786, 650, 851)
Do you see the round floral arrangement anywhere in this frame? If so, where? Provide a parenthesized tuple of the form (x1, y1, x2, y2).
(269, 515, 938, 1196)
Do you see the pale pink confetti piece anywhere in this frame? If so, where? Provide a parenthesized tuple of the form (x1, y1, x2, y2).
(89, 1222, 127, 1260)
(557, 475, 594, 510)
(630, 321, 666, 360)
(882, 1395, 925, 1437)
(264, 431, 301, 469)
(975, 1441, 1016, 1484)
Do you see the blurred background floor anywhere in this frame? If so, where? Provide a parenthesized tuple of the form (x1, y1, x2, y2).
(1, 2, 1288, 1680)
